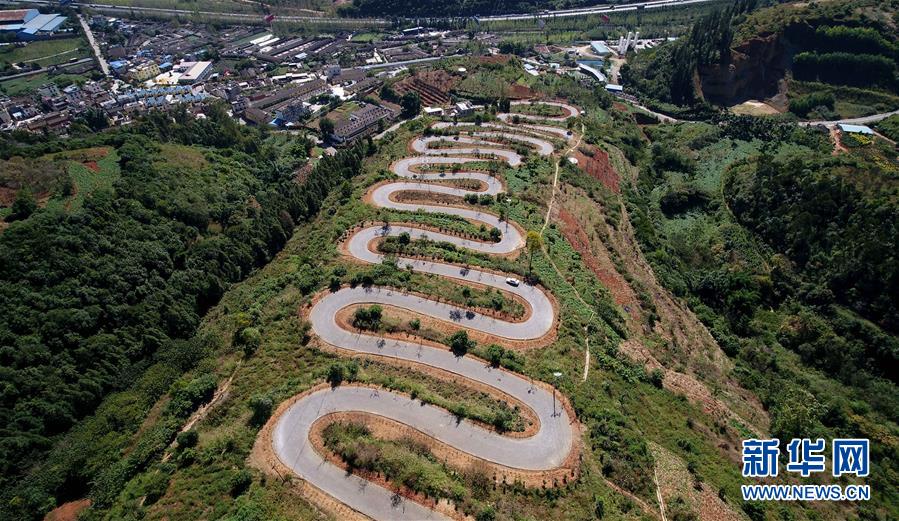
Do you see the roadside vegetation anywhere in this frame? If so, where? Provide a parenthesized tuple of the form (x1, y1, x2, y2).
(625, 114, 899, 520)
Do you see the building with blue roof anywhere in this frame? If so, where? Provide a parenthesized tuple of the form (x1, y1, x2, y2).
(0, 9, 39, 30)
(838, 123, 874, 135)
(1, 8, 67, 40)
(590, 41, 611, 56)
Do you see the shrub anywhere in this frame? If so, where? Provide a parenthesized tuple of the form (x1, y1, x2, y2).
(7, 188, 37, 221)
(485, 344, 504, 367)
(649, 368, 664, 389)
(327, 362, 346, 386)
(476, 505, 496, 521)
(788, 91, 835, 117)
(248, 394, 273, 427)
(166, 374, 217, 418)
(176, 430, 198, 449)
(352, 305, 383, 330)
(326, 360, 359, 386)
(141, 470, 171, 505)
(447, 331, 474, 356)
(237, 327, 261, 357)
(229, 469, 253, 497)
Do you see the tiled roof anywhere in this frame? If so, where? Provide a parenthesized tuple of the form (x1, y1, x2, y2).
(0, 9, 35, 23)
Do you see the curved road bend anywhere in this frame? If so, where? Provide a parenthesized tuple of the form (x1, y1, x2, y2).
(271, 104, 578, 520)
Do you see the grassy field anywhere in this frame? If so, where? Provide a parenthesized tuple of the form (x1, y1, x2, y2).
(0, 72, 91, 96)
(0, 38, 88, 70)
(63, 147, 121, 211)
(84, 0, 260, 13)
(350, 31, 384, 42)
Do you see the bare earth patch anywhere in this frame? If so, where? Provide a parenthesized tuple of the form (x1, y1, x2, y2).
(83, 160, 101, 173)
(650, 443, 743, 521)
(43, 499, 91, 521)
(728, 100, 781, 116)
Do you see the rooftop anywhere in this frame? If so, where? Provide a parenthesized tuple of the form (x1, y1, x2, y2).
(838, 124, 874, 135)
(0, 9, 37, 24)
(590, 41, 611, 55)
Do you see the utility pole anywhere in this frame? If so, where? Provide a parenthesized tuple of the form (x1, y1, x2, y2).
(552, 371, 562, 417)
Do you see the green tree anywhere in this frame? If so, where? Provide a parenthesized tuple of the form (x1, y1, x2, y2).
(8, 188, 37, 221)
(770, 388, 823, 441)
(400, 91, 421, 119)
(379, 84, 397, 101)
(448, 330, 474, 356)
(327, 362, 346, 386)
(485, 343, 504, 367)
(229, 470, 252, 497)
(649, 368, 664, 389)
(237, 327, 261, 357)
(319, 117, 335, 136)
(176, 430, 198, 449)
(594, 497, 605, 518)
(352, 305, 383, 330)
(525, 230, 543, 276)
(80, 108, 109, 132)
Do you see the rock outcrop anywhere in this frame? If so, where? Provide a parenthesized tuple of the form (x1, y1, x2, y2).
(699, 33, 790, 105)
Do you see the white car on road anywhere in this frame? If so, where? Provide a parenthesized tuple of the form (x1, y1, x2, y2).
(506, 277, 521, 287)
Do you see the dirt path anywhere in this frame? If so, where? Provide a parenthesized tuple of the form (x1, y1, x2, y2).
(538, 123, 593, 381)
(161, 361, 241, 463)
(654, 464, 668, 521)
(542, 123, 583, 233)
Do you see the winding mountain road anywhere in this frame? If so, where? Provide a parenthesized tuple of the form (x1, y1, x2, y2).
(266, 103, 581, 520)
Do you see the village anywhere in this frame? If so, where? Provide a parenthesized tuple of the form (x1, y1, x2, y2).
(0, 7, 661, 144)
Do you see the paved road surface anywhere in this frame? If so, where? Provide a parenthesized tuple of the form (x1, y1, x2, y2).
(271, 104, 578, 520)
(78, 14, 110, 76)
(799, 109, 899, 127)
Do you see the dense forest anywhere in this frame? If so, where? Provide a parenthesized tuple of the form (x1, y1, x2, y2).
(726, 153, 899, 340)
(625, 114, 899, 518)
(0, 106, 367, 518)
(620, 0, 760, 106)
(622, 0, 899, 113)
